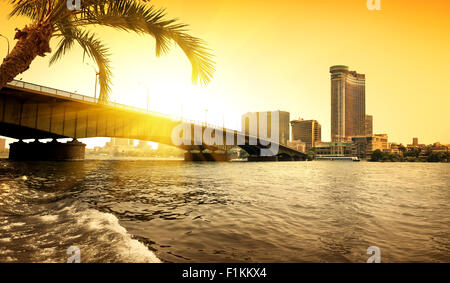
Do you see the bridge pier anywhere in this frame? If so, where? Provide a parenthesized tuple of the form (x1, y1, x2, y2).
(247, 155, 278, 162)
(292, 155, 305, 161)
(9, 139, 86, 161)
(184, 151, 232, 162)
(277, 155, 294, 161)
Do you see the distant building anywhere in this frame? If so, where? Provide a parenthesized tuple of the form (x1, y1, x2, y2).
(290, 118, 321, 150)
(110, 138, 134, 146)
(241, 110, 290, 146)
(388, 143, 402, 155)
(407, 137, 425, 149)
(314, 141, 353, 157)
(104, 138, 135, 153)
(365, 115, 373, 135)
(287, 140, 306, 153)
(429, 142, 449, 153)
(351, 134, 389, 159)
(137, 140, 150, 149)
(0, 138, 5, 152)
(330, 65, 366, 142)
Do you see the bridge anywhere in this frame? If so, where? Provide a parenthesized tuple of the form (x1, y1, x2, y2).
(0, 80, 306, 161)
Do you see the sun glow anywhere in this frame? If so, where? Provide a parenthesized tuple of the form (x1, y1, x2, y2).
(1, 0, 449, 146)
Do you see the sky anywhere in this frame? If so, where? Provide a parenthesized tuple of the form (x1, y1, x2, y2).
(0, 0, 449, 148)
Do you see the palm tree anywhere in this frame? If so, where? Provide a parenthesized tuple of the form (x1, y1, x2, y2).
(0, 0, 215, 101)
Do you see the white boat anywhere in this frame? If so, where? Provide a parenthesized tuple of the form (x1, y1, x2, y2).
(315, 156, 360, 162)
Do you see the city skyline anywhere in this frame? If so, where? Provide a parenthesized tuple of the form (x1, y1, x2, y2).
(0, 0, 449, 147)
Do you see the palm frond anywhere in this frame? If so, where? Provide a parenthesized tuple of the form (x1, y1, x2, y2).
(73, 30, 112, 101)
(74, 0, 215, 84)
(49, 21, 76, 64)
(50, 25, 112, 101)
(5, 0, 215, 101)
(8, 0, 48, 20)
(49, 34, 74, 65)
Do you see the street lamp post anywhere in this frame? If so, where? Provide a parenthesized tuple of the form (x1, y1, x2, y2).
(86, 63, 99, 101)
(222, 113, 225, 129)
(0, 33, 10, 56)
(93, 71, 99, 100)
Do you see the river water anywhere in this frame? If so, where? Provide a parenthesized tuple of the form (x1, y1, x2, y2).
(0, 160, 448, 262)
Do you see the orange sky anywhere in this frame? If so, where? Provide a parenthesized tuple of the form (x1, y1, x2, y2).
(1, 0, 449, 147)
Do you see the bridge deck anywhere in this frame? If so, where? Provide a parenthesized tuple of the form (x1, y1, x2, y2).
(1, 80, 305, 159)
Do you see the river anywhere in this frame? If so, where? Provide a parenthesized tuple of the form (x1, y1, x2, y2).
(0, 160, 448, 262)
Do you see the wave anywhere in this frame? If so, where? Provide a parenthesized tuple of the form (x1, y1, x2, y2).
(0, 181, 160, 263)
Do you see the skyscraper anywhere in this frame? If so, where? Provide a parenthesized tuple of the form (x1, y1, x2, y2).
(330, 65, 366, 142)
(290, 118, 321, 149)
(365, 115, 373, 135)
(241, 110, 290, 146)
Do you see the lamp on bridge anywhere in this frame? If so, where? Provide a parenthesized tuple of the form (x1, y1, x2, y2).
(222, 112, 225, 129)
(86, 63, 99, 100)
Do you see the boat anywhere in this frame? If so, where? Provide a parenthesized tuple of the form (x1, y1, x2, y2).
(315, 156, 360, 162)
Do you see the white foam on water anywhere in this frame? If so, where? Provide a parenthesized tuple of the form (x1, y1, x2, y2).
(76, 208, 161, 263)
(116, 238, 161, 263)
(1, 174, 161, 263)
(1, 198, 161, 262)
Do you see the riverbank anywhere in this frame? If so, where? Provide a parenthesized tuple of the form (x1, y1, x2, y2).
(369, 149, 449, 163)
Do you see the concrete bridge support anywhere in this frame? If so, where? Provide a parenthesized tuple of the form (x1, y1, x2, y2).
(247, 155, 279, 162)
(184, 151, 232, 162)
(9, 139, 86, 161)
(277, 154, 294, 161)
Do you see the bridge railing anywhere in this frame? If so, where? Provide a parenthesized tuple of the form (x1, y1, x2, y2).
(6, 79, 237, 132)
(6, 80, 296, 151)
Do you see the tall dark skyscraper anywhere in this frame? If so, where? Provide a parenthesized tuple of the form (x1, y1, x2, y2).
(330, 65, 366, 142)
(365, 114, 373, 135)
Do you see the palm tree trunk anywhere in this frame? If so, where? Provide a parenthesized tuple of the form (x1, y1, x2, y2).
(0, 23, 53, 89)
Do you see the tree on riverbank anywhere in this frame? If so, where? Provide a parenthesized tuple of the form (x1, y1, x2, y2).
(370, 149, 449, 162)
(370, 149, 404, 162)
(0, 0, 214, 101)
